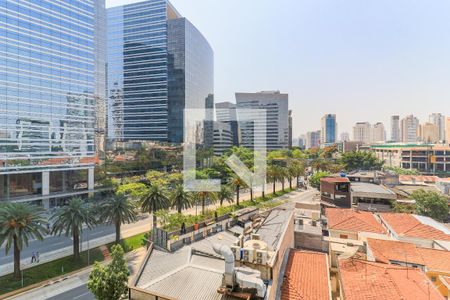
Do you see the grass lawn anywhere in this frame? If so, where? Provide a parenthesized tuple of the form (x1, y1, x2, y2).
(0, 248, 104, 296)
(0, 233, 149, 296)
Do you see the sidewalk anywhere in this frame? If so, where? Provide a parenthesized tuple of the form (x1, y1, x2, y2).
(0, 180, 293, 277)
(10, 248, 147, 300)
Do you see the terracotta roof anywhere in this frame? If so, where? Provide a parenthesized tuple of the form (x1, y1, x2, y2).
(441, 276, 450, 289)
(366, 238, 425, 266)
(339, 259, 443, 300)
(281, 250, 330, 300)
(399, 175, 440, 183)
(380, 213, 450, 242)
(417, 248, 450, 273)
(325, 208, 386, 234)
(320, 177, 349, 183)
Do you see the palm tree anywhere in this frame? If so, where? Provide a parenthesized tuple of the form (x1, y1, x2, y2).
(140, 184, 170, 229)
(230, 175, 246, 206)
(288, 160, 305, 189)
(100, 195, 137, 244)
(0, 203, 47, 278)
(51, 198, 95, 261)
(267, 165, 277, 195)
(218, 185, 233, 206)
(275, 166, 287, 192)
(195, 191, 218, 215)
(171, 184, 193, 213)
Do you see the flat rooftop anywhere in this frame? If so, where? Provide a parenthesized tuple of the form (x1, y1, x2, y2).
(351, 182, 396, 199)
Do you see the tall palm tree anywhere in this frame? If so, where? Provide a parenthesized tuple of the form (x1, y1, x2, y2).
(275, 166, 287, 192)
(195, 191, 218, 215)
(100, 195, 137, 244)
(288, 160, 304, 189)
(0, 203, 47, 278)
(218, 185, 234, 206)
(51, 198, 95, 261)
(230, 175, 246, 206)
(171, 184, 193, 213)
(140, 184, 170, 229)
(267, 165, 277, 195)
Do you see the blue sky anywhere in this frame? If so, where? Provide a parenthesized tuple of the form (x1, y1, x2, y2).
(106, 0, 450, 137)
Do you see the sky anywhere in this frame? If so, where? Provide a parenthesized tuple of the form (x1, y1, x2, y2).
(106, 0, 450, 138)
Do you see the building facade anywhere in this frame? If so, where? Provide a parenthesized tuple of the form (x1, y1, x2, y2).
(306, 131, 321, 149)
(320, 114, 337, 144)
(372, 122, 386, 143)
(215, 101, 240, 146)
(107, 0, 213, 144)
(0, 0, 104, 207)
(235, 91, 289, 150)
(419, 123, 439, 143)
(212, 122, 233, 156)
(390, 115, 400, 142)
(429, 113, 446, 142)
(400, 115, 419, 143)
(372, 144, 450, 174)
(353, 122, 371, 144)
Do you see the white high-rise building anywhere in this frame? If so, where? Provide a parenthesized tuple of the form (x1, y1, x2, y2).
(353, 122, 372, 144)
(306, 131, 321, 149)
(391, 115, 400, 142)
(372, 122, 386, 143)
(400, 115, 420, 143)
(429, 113, 446, 142)
(340, 132, 350, 142)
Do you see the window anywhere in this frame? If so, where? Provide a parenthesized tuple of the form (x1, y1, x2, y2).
(340, 234, 348, 239)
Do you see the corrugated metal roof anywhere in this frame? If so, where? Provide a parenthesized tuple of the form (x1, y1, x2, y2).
(256, 204, 294, 250)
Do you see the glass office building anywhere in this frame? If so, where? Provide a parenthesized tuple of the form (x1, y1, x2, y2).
(321, 114, 337, 144)
(0, 0, 105, 206)
(107, 0, 213, 144)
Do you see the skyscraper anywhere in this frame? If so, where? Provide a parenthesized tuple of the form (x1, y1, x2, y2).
(429, 113, 446, 142)
(320, 114, 337, 144)
(372, 122, 386, 143)
(390, 115, 400, 142)
(419, 123, 439, 143)
(215, 102, 240, 146)
(107, 0, 213, 144)
(306, 131, 321, 149)
(353, 122, 371, 144)
(0, 0, 104, 207)
(446, 117, 450, 144)
(400, 115, 419, 143)
(235, 91, 289, 150)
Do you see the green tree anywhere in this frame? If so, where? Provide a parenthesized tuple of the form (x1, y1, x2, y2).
(51, 198, 95, 261)
(230, 175, 246, 206)
(289, 159, 306, 187)
(170, 184, 193, 213)
(309, 172, 331, 189)
(384, 166, 420, 175)
(195, 191, 218, 215)
(140, 184, 170, 228)
(339, 151, 384, 171)
(412, 190, 449, 222)
(267, 165, 278, 195)
(218, 185, 234, 206)
(100, 195, 137, 244)
(88, 244, 129, 300)
(274, 165, 287, 192)
(115, 182, 147, 199)
(0, 203, 47, 278)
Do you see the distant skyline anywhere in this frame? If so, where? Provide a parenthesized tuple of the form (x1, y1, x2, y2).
(107, 0, 450, 137)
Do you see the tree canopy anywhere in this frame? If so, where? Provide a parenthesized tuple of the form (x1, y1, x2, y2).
(412, 190, 449, 222)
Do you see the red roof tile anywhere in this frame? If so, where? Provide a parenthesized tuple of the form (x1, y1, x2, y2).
(366, 238, 425, 266)
(281, 250, 330, 300)
(321, 177, 349, 183)
(380, 213, 450, 242)
(326, 208, 386, 234)
(417, 248, 450, 273)
(339, 259, 443, 300)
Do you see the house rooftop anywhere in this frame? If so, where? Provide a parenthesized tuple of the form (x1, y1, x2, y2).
(280, 250, 331, 300)
(367, 238, 425, 266)
(339, 259, 443, 300)
(325, 208, 386, 234)
(321, 177, 349, 183)
(350, 182, 396, 199)
(379, 213, 450, 242)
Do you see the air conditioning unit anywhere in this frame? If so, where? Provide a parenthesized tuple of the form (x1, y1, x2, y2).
(231, 246, 241, 260)
(242, 248, 255, 263)
(255, 250, 268, 265)
(251, 234, 261, 240)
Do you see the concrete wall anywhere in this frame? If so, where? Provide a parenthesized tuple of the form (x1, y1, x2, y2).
(129, 287, 175, 300)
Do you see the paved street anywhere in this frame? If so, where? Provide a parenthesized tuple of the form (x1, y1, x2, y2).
(0, 180, 294, 277)
(11, 188, 315, 300)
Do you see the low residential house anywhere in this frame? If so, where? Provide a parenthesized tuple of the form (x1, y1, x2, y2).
(320, 177, 351, 208)
(379, 213, 450, 249)
(346, 170, 386, 184)
(277, 250, 331, 300)
(350, 182, 397, 212)
(338, 258, 443, 300)
(325, 208, 387, 241)
(366, 238, 450, 298)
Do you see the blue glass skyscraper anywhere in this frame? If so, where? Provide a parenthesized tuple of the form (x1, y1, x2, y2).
(0, 0, 105, 207)
(107, 0, 214, 144)
(321, 114, 337, 144)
